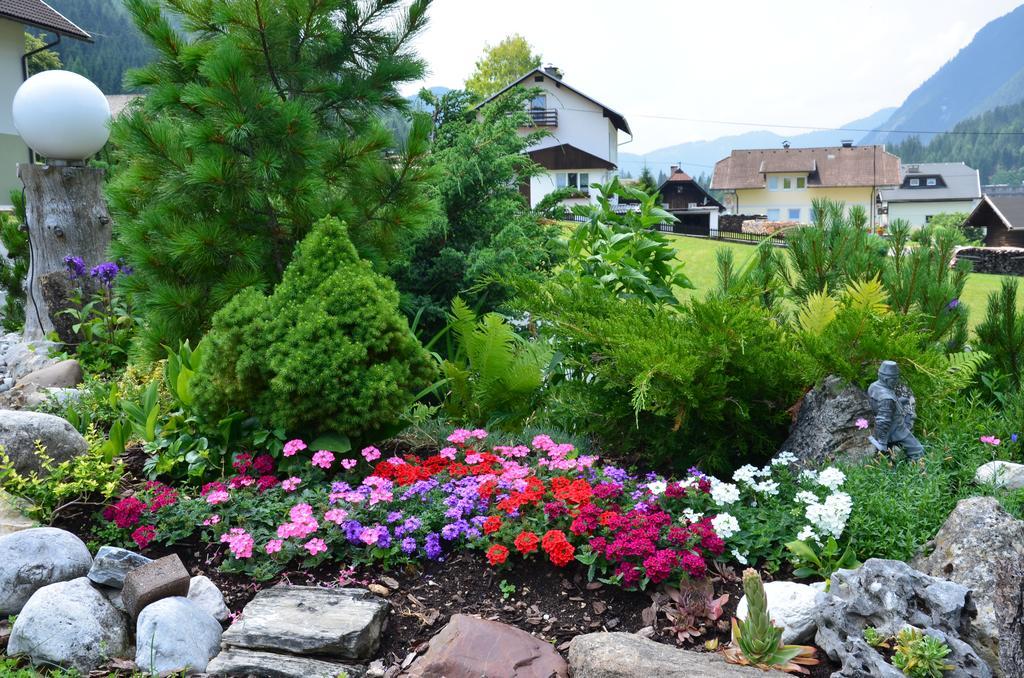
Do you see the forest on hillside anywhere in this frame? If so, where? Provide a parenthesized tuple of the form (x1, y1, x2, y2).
(890, 99, 1024, 185)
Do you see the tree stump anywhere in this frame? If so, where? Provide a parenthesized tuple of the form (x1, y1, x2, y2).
(996, 559, 1024, 678)
(18, 164, 112, 340)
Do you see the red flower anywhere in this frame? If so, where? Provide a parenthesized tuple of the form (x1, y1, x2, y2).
(256, 475, 280, 492)
(104, 496, 146, 528)
(486, 544, 509, 566)
(514, 531, 540, 554)
(541, 529, 569, 552)
(680, 551, 707, 578)
(253, 454, 275, 474)
(131, 524, 157, 550)
(483, 516, 502, 535)
(547, 540, 575, 567)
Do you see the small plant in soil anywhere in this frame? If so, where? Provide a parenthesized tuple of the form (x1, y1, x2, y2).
(863, 626, 891, 649)
(722, 568, 819, 674)
(891, 627, 954, 678)
(654, 578, 729, 643)
(499, 579, 516, 599)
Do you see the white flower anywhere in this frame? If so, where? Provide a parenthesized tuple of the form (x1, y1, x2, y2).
(799, 469, 819, 483)
(796, 525, 819, 543)
(733, 464, 760, 486)
(710, 480, 741, 506)
(731, 549, 748, 565)
(795, 490, 820, 504)
(817, 467, 846, 491)
(711, 513, 740, 539)
(753, 479, 780, 496)
(646, 480, 667, 496)
(682, 508, 704, 524)
(772, 451, 798, 466)
(755, 465, 774, 477)
(805, 491, 853, 539)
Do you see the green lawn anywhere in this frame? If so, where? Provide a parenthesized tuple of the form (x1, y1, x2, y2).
(667, 235, 1022, 331)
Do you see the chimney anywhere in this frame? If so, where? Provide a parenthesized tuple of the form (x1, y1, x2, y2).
(841, 139, 854, 148)
(543, 64, 563, 79)
(670, 164, 679, 174)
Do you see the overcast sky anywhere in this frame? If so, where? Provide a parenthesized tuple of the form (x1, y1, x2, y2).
(403, 0, 1023, 154)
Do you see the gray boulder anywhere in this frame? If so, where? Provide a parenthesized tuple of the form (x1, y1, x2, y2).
(0, 526, 92, 614)
(16, 359, 83, 389)
(0, 410, 88, 476)
(815, 558, 991, 678)
(568, 632, 765, 677)
(135, 596, 223, 675)
(188, 575, 230, 621)
(7, 576, 129, 674)
(206, 648, 367, 678)
(913, 496, 1024, 673)
(87, 545, 152, 588)
(780, 375, 878, 466)
(221, 586, 388, 660)
(0, 339, 60, 381)
(975, 461, 1024, 490)
(995, 559, 1024, 678)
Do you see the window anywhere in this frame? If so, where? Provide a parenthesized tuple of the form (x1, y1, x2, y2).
(556, 172, 590, 193)
(530, 94, 547, 110)
(909, 178, 920, 187)
(926, 178, 937, 186)
(768, 176, 779, 190)
(796, 177, 806, 189)
(925, 215, 934, 223)
(783, 177, 792, 190)
(556, 173, 567, 189)
(767, 208, 781, 221)
(788, 208, 800, 221)
(579, 172, 590, 193)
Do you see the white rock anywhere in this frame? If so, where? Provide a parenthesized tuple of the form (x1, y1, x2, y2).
(0, 526, 92, 614)
(136, 596, 223, 675)
(735, 580, 819, 644)
(7, 576, 129, 674)
(188, 575, 230, 621)
(0, 490, 38, 536)
(975, 460, 1024, 490)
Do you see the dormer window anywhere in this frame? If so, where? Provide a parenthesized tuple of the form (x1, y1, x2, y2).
(926, 178, 937, 186)
(768, 176, 779, 190)
(796, 177, 806, 189)
(909, 178, 920, 187)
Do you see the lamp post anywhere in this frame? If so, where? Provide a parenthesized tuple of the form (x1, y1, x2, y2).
(13, 70, 113, 340)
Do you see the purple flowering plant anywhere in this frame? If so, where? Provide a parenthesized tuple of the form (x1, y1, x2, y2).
(59, 256, 136, 374)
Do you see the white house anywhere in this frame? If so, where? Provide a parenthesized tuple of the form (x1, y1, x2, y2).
(0, 0, 92, 207)
(878, 162, 981, 228)
(475, 66, 631, 209)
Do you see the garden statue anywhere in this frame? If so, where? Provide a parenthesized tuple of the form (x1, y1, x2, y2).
(867, 360, 924, 461)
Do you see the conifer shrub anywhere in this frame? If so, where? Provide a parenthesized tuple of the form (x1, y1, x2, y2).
(193, 217, 436, 440)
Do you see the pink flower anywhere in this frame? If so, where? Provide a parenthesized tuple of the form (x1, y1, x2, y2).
(855, 418, 869, 430)
(341, 458, 358, 470)
(265, 539, 283, 554)
(206, 490, 230, 505)
(220, 528, 254, 559)
(311, 450, 335, 469)
(324, 508, 349, 524)
(282, 477, 302, 492)
(361, 446, 381, 462)
(465, 453, 483, 464)
(439, 447, 457, 460)
(305, 538, 328, 556)
(981, 435, 1001, 446)
(283, 439, 307, 457)
(386, 456, 405, 466)
(202, 514, 221, 526)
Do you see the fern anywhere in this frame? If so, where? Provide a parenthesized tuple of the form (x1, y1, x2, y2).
(797, 289, 840, 336)
(844, 277, 889, 315)
(941, 350, 990, 392)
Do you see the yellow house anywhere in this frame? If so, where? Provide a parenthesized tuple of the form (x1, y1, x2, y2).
(711, 143, 901, 227)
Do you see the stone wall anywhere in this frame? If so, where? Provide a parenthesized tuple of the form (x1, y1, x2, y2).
(954, 247, 1024, 276)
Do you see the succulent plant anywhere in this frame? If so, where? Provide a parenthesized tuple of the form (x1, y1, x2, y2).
(722, 568, 820, 674)
(659, 578, 730, 642)
(891, 627, 954, 678)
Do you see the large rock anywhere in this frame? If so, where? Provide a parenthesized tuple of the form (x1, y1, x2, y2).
(735, 580, 819, 644)
(0, 339, 60, 381)
(995, 559, 1024, 678)
(135, 597, 223, 675)
(404, 613, 568, 678)
(7, 576, 129, 674)
(0, 526, 92, 614)
(87, 545, 152, 588)
(207, 648, 367, 678)
(122, 553, 191, 619)
(0, 490, 38, 536)
(188, 574, 230, 622)
(815, 558, 991, 678)
(780, 375, 878, 466)
(568, 632, 765, 677)
(914, 497, 1024, 673)
(976, 461, 1024, 490)
(0, 410, 88, 475)
(222, 586, 388, 660)
(16, 359, 83, 389)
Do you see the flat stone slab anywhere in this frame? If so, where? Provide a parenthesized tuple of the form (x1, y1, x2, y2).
(87, 545, 152, 588)
(122, 553, 190, 619)
(222, 586, 389, 660)
(568, 632, 765, 677)
(206, 647, 367, 678)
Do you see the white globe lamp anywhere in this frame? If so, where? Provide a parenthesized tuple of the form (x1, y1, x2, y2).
(12, 70, 111, 163)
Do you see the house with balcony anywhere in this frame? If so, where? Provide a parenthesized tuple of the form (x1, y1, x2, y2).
(475, 66, 631, 209)
(711, 143, 901, 227)
(656, 165, 724, 235)
(877, 162, 981, 228)
(0, 0, 92, 205)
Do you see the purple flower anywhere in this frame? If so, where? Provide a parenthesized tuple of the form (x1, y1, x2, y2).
(64, 256, 86, 280)
(440, 523, 462, 540)
(342, 520, 364, 543)
(90, 261, 120, 286)
(401, 537, 417, 554)
(1013, 433, 1019, 443)
(603, 466, 628, 483)
(402, 517, 422, 533)
(386, 511, 404, 523)
(376, 527, 392, 549)
(425, 533, 442, 559)
(947, 299, 960, 310)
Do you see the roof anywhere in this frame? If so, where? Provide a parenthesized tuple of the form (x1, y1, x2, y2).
(658, 168, 725, 209)
(527, 143, 616, 171)
(879, 162, 981, 203)
(0, 0, 92, 42)
(967, 194, 1024, 231)
(474, 68, 631, 136)
(711, 145, 900, 190)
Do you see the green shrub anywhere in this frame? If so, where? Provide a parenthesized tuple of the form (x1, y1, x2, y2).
(0, 191, 28, 332)
(194, 217, 436, 442)
(975, 278, 1024, 391)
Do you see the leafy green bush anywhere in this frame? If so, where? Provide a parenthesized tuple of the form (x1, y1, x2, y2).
(194, 217, 436, 443)
(0, 191, 28, 332)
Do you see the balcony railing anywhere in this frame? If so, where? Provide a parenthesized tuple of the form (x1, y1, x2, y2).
(527, 108, 558, 127)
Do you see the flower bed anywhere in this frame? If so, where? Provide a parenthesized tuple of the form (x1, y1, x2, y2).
(98, 430, 855, 587)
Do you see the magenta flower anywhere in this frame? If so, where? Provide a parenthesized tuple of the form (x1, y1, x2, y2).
(855, 418, 869, 430)
(202, 515, 221, 526)
(282, 477, 302, 492)
(361, 446, 381, 462)
(283, 439, 307, 457)
(341, 458, 358, 470)
(304, 538, 327, 556)
(220, 528, 254, 559)
(981, 435, 1001, 446)
(439, 447, 458, 460)
(265, 539, 283, 554)
(311, 450, 335, 469)
(206, 490, 230, 505)
(324, 508, 349, 524)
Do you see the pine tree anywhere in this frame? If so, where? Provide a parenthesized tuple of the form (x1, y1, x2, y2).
(107, 0, 434, 358)
(636, 164, 658, 194)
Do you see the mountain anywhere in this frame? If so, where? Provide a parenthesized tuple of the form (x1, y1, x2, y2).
(861, 4, 1024, 145)
(44, 0, 156, 94)
(619, 108, 897, 179)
